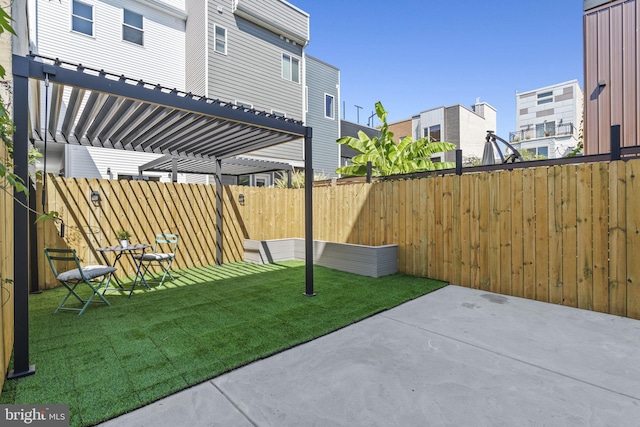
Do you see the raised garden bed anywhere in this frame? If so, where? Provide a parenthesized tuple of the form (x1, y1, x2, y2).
(244, 238, 398, 278)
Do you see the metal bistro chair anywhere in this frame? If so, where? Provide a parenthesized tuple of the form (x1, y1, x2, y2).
(131, 233, 179, 295)
(44, 248, 115, 315)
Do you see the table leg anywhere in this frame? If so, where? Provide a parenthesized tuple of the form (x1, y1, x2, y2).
(129, 253, 151, 298)
(111, 253, 125, 288)
(102, 252, 125, 294)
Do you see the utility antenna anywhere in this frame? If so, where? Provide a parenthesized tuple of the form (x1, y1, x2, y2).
(354, 105, 362, 124)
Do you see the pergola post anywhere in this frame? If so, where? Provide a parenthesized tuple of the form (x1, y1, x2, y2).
(304, 127, 314, 296)
(8, 58, 35, 379)
(171, 157, 178, 182)
(215, 157, 223, 266)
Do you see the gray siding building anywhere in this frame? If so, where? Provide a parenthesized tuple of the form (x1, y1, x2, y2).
(306, 56, 340, 177)
(185, 0, 310, 170)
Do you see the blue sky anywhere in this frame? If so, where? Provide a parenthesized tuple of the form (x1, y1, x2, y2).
(292, 0, 584, 138)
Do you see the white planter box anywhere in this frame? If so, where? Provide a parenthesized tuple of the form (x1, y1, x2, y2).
(244, 238, 398, 278)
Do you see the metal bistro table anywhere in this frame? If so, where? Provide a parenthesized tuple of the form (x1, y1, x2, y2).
(97, 243, 151, 295)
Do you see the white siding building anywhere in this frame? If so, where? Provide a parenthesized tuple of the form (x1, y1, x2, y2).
(512, 80, 583, 158)
(29, 0, 188, 181)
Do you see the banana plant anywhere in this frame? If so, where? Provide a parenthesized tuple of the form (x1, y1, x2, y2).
(336, 102, 456, 177)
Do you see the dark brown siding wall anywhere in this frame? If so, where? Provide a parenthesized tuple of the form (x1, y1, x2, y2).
(584, 0, 638, 154)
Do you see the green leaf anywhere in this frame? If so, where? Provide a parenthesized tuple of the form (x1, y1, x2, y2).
(0, 8, 16, 36)
(374, 101, 387, 123)
(432, 161, 456, 170)
(335, 164, 369, 177)
(36, 211, 61, 223)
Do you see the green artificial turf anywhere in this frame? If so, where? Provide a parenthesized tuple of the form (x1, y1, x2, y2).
(0, 261, 447, 426)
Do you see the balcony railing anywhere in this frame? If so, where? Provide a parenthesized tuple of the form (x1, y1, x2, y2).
(509, 123, 575, 143)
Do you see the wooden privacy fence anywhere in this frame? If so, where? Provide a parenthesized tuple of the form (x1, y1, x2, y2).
(0, 143, 14, 393)
(228, 159, 640, 320)
(37, 177, 250, 288)
(39, 159, 640, 320)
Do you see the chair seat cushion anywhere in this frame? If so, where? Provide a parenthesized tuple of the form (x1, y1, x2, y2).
(133, 253, 174, 261)
(57, 265, 116, 281)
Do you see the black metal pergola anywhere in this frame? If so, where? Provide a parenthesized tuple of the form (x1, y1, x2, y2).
(10, 54, 315, 379)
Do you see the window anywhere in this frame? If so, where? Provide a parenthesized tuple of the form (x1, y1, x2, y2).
(524, 146, 549, 158)
(536, 121, 555, 138)
(118, 174, 159, 182)
(214, 25, 227, 54)
(537, 90, 553, 105)
(282, 53, 300, 83)
(72, 0, 93, 36)
(123, 9, 143, 45)
(325, 94, 335, 119)
(423, 124, 441, 142)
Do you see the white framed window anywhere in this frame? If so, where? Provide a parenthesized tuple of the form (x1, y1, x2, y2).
(325, 94, 335, 119)
(536, 146, 549, 157)
(423, 124, 441, 142)
(72, 0, 93, 36)
(214, 24, 227, 54)
(522, 146, 549, 158)
(282, 53, 300, 83)
(123, 9, 143, 45)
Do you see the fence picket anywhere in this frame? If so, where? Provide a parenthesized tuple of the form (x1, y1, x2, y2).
(510, 169, 524, 298)
(561, 165, 578, 307)
(576, 164, 594, 311)
(626, 160, 640, 319)
(499, 171, 512, 295)
(548, 166, 564, 305)
(609, 160, 627, 316)
(460, 174, 472, 287)
(592, 163, 610, 313)
(534, 167, 550, 302)
(522, 168, 536, 300)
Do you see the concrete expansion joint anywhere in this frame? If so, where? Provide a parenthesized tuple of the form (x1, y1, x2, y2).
(210, 381, 260, 427)
(381, 314, 640, 403)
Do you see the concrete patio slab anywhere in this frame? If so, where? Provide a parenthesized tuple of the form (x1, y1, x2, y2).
(100, 285, 640, 427)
